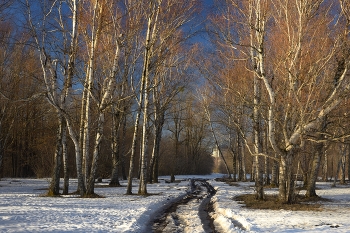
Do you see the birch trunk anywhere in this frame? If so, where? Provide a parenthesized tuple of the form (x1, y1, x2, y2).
(82, 0, 103, 187)
(340, 144, 347, 184)
(138, 0, 162, 195)
(279, 155, 287, 202)
(85, 69, 116, 195)
(279, 152, 296, 203)
(306, 118, 327, 197)
(126, 42, 147, 194)
(230, 133, 237, 182)
(86, 112, 104, 195)
(153, 154, 159, 183)
(66, 120, 85, 196)
(48, 114, 63, 196)
(264, 152, 270, 185)
(322, 142, 329, 181)
(126, 109, 142, 194)
(253, 75, 264, 200)
(237, 132, 242, 181)
(138, 31, 152, 195)
(138, 68, 150, 194)
(306, 142, 323, 197)
(148, 110, 164, 183)
(109, 112, 122, 187)
(271, 153, 278, 187)
(62, 120, 69, 195)
(263, 126, 270, 185)
(121, 116, 128, 180)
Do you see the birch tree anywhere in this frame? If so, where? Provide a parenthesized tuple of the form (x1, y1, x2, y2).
(249, 0, 267, 200)
(126, 0, 152, 195)
(25, 0, 81, 195)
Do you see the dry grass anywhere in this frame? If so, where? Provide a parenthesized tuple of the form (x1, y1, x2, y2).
(234, 194, 328, 211)
(215, 178, 241, 187)
(215, 177, 329, 211)
(82, 193, 105, 198)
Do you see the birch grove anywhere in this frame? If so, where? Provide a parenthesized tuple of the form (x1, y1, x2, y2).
(208, 0, 350, 203)
(1, 0, 350, 204)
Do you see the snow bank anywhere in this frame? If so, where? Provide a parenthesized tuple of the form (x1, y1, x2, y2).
(210, 180, 252, 232)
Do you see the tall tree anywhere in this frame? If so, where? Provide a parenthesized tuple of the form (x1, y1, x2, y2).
(26, 0, 84, 195)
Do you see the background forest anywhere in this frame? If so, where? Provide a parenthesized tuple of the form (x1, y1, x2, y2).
(0, 0, 350, 202)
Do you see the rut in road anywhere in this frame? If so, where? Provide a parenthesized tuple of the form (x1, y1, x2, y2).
(151, 178, 217, 233)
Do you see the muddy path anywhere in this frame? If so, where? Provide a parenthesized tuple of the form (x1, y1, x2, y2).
(150, 178, 217, 233)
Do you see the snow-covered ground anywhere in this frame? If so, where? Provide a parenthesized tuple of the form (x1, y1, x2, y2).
(210, 179, 350, 233)
(1, 175, 350, 232)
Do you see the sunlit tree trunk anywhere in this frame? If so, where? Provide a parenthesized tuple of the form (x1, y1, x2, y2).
(249, 0, 265, 200)
(137, 2, 158, 195)
(126, 2, 148, 192)
(81, 0, 104, 188)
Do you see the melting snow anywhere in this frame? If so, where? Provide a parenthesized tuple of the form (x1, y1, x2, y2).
(1, 175, 350, 232)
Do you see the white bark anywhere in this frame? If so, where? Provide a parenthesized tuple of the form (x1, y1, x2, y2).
(138, 1, 160, 195)
(82, 0, 104, 187)
(126, 108, 142, 195)
(62, 121, 69, 195)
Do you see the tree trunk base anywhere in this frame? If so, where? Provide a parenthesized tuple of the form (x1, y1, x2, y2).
(109, 180, 121, 187)
(170, 174, 175, 183)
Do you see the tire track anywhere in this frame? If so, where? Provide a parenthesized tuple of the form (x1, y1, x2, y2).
(151, 179, 217, 233)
